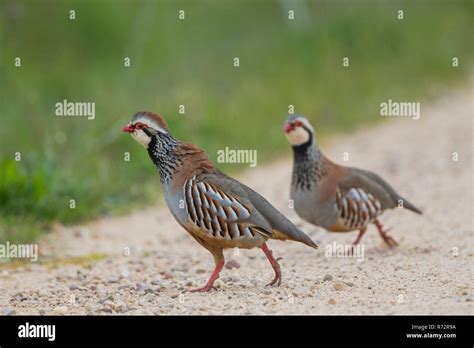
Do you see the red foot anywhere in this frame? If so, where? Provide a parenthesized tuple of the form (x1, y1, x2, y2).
(188, 260, 225, 292)
(352, 229, 366, 245)
(261, 243, 282, 287)
(374, 220, 398, 247)
(348, 229, 366, 256)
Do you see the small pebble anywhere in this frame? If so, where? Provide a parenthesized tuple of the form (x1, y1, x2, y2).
(38, 289, 48, 297)
(136, 283, 150, 292)
(333, 283, 347, 291)
(52, 306, 68, 315)
(323, 274, 333, 282)
(328, 298, 337, 305)
(98, 294, 114, 304)
(99, 307, 113, 313)
(160, 272, 173, 280)
(225, 260, 241, 270)
(3, 307, 16, 315)
(103, 300, 116, 309)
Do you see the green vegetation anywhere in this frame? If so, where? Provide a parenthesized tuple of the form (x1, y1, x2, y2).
(1, 0, 473, 243)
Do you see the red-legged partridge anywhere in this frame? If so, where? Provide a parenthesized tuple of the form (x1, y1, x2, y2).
(283, 114, 422, 248)
(123, 112, 318, 292)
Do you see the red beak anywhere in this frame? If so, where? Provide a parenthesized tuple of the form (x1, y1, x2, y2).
(122, 124, 135, 133)
(283, 123, 294, 133)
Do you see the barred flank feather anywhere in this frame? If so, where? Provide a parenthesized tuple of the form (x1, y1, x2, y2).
(335, 187, 383, 230)
(184, 176, 266, 240)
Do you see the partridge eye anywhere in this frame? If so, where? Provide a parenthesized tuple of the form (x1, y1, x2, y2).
(135, 123, 145, 129)
(294, 120, 303, 127)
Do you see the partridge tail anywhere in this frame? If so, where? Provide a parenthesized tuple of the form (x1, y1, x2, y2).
(399, 196, 422, 215)
(274, 226, 318, 249)
(297, 230, 319, 249)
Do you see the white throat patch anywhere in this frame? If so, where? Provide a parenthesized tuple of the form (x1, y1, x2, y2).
(131, 129, 151, 148)
(285, 127, 310, 146)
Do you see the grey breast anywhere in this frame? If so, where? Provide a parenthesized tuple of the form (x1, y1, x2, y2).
(162, 182, 189, 224)
(291, 184, 338, 230)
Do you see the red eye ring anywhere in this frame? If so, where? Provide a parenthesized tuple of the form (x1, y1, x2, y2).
(294, 120, 303, 127)
(135, 122, 145, 130)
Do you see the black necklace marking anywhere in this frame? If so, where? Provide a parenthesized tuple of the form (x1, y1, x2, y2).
(291, 132, 326, 191)
(143, 128, 153, 137)
(147, 132, 181, 184)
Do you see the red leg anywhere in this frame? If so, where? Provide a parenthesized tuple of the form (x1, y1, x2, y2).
(261, 243, 282, 287)
(188, 260, 225, 292)
(348, 228, 366, 256)
(352, 228, 366, 245)
(374, 219, 398, 247)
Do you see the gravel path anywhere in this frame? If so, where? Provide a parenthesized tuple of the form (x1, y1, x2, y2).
(1, 85, 472, 315)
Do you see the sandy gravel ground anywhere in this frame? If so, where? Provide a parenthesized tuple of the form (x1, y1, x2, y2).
(0, 85, 472, 315)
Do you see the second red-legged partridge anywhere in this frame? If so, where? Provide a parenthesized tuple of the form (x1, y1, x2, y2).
(283, 114, 422, 248)
(122, 112, 318, 292)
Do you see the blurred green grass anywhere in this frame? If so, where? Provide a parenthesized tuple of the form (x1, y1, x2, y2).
(0, 0, 473, 243)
